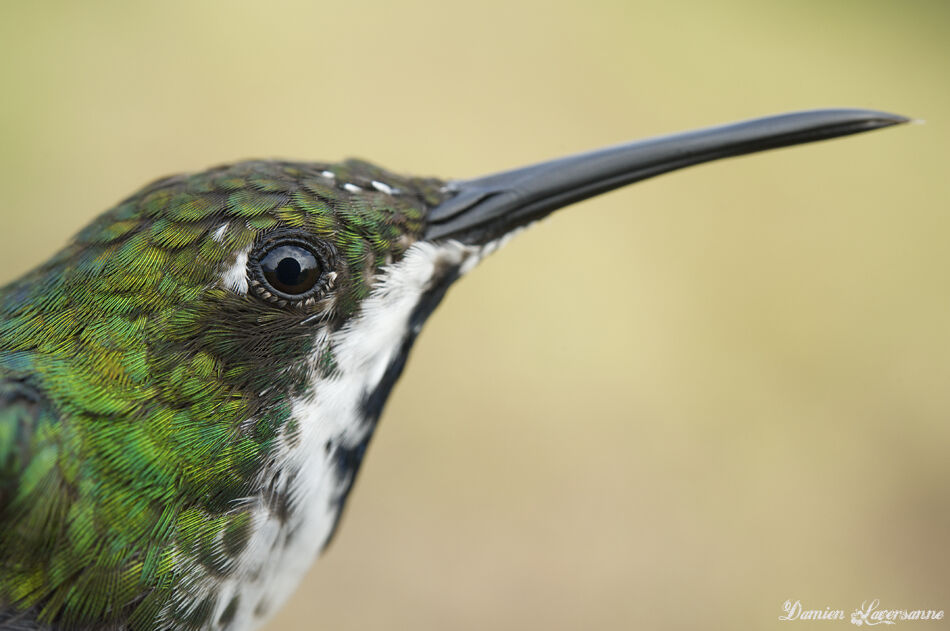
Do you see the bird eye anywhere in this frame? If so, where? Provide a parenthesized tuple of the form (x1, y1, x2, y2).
(249, 235, 335, 305)
(260, 244, 321, 296)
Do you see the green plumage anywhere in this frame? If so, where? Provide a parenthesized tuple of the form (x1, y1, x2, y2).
(0, 160, 445, 629)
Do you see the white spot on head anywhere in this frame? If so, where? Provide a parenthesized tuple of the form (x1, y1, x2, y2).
(343, 183, 362, 193)
(220, 246, 251, 294)
(371, 180, 396, 195)
(212, 223, 229, 242)
(321, 170, 335, 180)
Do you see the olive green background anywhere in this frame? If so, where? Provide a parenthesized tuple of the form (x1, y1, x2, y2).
(1, 1, 948, 629)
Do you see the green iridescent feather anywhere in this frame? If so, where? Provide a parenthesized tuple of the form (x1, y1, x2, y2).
(0, 159, 446, 629)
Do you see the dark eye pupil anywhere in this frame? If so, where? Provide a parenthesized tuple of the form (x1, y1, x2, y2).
(275, 256, 302, 285)
(260, 244, 321, 296)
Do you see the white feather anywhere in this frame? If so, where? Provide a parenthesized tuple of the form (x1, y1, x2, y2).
(200, 238, 512, 630)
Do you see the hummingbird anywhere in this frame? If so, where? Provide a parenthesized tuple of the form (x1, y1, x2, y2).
(0, 109, 905, 630)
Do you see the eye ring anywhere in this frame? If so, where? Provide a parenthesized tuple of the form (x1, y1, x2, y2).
(248, 233, 337, 306)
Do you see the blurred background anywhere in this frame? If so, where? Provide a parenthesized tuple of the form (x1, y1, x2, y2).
(1, 1, 948, 628)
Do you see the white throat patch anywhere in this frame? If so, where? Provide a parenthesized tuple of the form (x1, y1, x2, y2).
(212, 237, 508, 630)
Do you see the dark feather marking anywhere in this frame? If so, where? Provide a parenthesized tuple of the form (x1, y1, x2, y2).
(322, 262, 463, 548)
(217, 595, 239, 628)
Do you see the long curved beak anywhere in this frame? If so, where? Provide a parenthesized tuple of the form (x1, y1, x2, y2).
(424, 108, 908, 244)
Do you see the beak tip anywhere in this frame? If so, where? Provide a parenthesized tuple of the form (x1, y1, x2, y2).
(845, 108, 911, 128)
(879, 113, 911, 127)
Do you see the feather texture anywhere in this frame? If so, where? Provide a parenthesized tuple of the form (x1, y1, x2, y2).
(0, 159, 446, 630)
